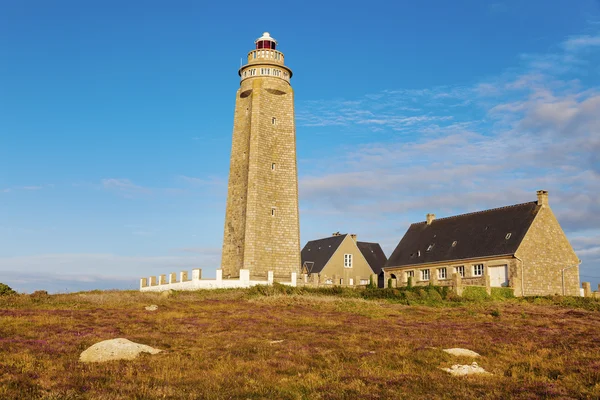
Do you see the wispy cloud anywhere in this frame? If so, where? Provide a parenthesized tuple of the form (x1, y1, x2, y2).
(297, 30, 600, 277)
(563, 35, 600, 51)
(101, 178, 151, 197)
(1, 184, 54, 193)
(177, 175, 225, 187)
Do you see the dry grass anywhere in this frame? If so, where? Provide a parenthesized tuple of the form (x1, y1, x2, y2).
(0, 288, 599, 399)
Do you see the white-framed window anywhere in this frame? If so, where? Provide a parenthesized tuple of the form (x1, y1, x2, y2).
(421, 269, 430, 281)
(271, 207, 276, 217)
(473, 264, 484, 277)
(406, 270, 414, 278)
(340, 278, 344, 285)
(272, 117, 277, 125)
(271, 163, 276, 170)
(360, 279, 369, 285)
(348, 278, 354, 286)
(456, 266, 465, 278)
(344, 254, 353, 268)
(438, 268, 447, 280)
(325, 278, 333, 284)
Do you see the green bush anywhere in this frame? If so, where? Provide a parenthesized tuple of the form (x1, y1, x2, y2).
(248, 282, 300, 296)
(461, 286, 489, 301)
(491, 287, 515, 299)
(0, 283, 16, 296)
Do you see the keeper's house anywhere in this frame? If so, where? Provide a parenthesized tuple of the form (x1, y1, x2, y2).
(301, 233, 386, 287)
(383, 190, 580, 296)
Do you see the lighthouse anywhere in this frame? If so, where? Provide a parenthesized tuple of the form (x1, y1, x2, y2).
(221, 32, 301, 280)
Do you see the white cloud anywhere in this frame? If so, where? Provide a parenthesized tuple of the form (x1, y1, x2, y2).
(297, 31, 600, 286)
(563, 35, 600, 51)
(177, 175, 225, 187)
(101, 178, 150, 197)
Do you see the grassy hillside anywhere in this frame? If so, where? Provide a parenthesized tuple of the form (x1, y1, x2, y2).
(1, 287, 599, 399)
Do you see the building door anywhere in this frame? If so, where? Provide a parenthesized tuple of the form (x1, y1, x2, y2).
(488, 265, 508, 287)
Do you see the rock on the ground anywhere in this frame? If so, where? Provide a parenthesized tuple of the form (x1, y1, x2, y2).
(441, 362, 489, 376)
(145, 304, 158, 311)
(160, 290, 174, 298)
(443, 348, 480, 357)
(79, 338, 162, 363)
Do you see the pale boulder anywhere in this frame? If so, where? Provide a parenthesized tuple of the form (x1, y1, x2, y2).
(79, 338, 162, 363)
(441, 362, 490, 376)
(443, 348, 480, 357)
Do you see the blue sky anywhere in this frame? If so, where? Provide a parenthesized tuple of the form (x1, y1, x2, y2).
(1, 0, 599, 293)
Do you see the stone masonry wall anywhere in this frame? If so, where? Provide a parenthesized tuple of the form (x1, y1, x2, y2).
(221, 87, 252, 278)
(515, 205, 580, 296)
(221, 67, 300, 280)
(319, 236, 376, 285)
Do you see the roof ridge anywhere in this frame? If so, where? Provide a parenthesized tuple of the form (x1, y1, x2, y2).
(304, 234, 348, 246)
(412, 201, 538, 225)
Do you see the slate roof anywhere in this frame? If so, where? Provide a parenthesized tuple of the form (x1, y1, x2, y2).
(357, 242, 387, 274)
(301, 234, 347, 275)
(301, 234, 387, 275)
(385, 201, 541, 268)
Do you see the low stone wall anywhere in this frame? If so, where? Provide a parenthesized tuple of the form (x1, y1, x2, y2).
(297, 273, 379, 288)
(394, 273, 494, 296)
(140, 269, 297, 292)
(582, 282, 600, 298)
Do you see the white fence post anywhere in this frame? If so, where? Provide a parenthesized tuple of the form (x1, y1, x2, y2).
(291, 272, 297, 287)
(192, 268, 202, 281)
(216, 269, 223, 288)
(240, 269, 250, 286)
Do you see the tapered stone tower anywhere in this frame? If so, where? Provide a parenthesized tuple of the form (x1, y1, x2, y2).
(221, 32, 300, 280)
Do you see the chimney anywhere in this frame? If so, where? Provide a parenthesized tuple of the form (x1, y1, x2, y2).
(536, 190, 549, 207)
(350, 234, 357, 242)
(426, 213, 436, 225)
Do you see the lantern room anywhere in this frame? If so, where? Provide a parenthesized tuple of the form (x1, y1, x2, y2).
(255, 32, 277, 50)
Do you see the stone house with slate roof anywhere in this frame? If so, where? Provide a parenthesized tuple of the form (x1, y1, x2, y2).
(301, 233, 387, 287)
(383, 191, 581, 296)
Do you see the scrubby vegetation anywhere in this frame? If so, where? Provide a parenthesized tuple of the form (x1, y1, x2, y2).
(0, 282, 16, 296)
(0, 286, 598, 399)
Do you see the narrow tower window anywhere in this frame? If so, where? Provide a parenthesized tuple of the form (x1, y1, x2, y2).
(272, 117, 277, 125)
(271, 163, 276, 170)
(271, 207, 276, 216)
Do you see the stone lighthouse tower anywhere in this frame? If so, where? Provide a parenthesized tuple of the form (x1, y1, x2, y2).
(221, 32, 301, 280)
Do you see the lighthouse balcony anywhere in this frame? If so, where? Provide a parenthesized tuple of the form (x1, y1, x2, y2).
(247, 49, 285, 65)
